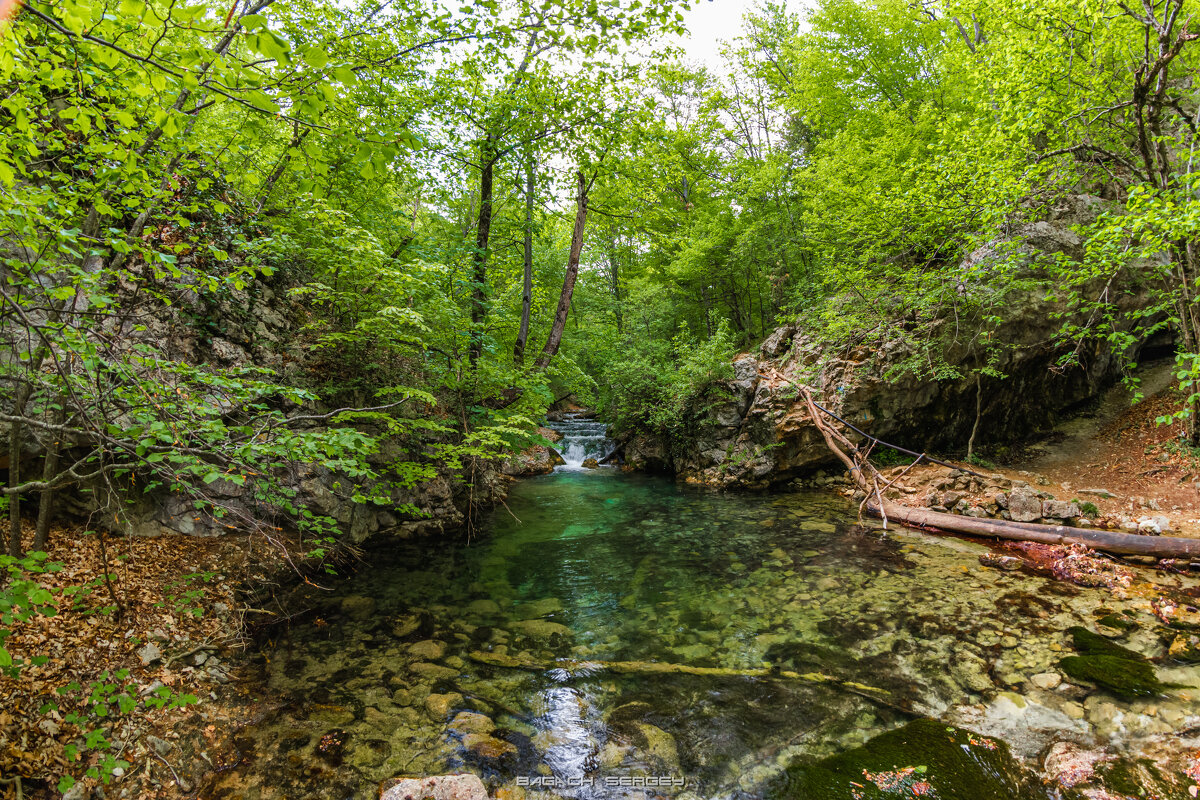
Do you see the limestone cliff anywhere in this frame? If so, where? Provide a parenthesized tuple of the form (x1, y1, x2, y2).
(621, 197, 1162, 488)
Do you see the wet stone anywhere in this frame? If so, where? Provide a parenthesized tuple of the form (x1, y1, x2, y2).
(425, 692, 462, 719)
(408, 639, 447, 660)
(447, 711, 495, 736)
(462, 732, 518, 762)
(773, 719, 1053, 800)
(381, 775, 489, 800)
(341, 595, 376, 620)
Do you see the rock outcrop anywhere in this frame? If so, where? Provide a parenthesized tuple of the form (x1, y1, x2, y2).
(621, 198, 1163, 488)
(17, 260, 512, 542)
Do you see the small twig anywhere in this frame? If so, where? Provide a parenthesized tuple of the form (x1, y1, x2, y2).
(150, 751, 184, 789)
(496, 496, 522, 524)
(0, 776, 24, 800)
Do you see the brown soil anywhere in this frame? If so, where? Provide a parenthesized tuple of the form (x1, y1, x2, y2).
(878, 359, 1200, 539)
(0, 525, 291, 800)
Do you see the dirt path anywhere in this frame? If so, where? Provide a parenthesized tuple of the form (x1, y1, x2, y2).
(867, 358, 1200, 541)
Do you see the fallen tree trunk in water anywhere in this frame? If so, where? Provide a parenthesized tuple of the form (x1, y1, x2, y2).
(467, 651, 921, 715)
(866, 501, 1200, 559)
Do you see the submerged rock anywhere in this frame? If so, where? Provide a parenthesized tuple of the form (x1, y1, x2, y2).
(462, 732, 518, 763)
(1058, 655, 1163, 699)
(1168, 632, 1200, 663)
(340, 595, 376, 620)
(507, 619, 572, 643)
(1059, 625, 1167, 697)
(381, 774, 488, 800)
(425, 692, 463, 719)
(772, 718, 1052, 799)
(448, 711, 495, 736)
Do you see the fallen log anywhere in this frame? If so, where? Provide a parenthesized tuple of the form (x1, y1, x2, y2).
(866, 501, 1200, 559)
(767, 371, 1200, 562)
(467, 651, 922, 715)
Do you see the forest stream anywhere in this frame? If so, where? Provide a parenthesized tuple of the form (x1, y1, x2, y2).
(205, 440, 1200, 800)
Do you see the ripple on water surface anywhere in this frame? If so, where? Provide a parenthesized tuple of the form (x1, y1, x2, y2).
(208, 470, 1200, 800)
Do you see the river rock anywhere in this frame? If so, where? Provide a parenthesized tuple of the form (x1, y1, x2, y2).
(448, 711, 495, 736)
(1007, 487, 1043, 523)
(582, 457, 600, 469)
(979, 553, 1021, 571)
(462, 732, 518, 762)
(381, 775, 488, 800)
(392, 613, 422, 638)
(408, 639, 447, 660)
(1029, 671, 1062, 691)
(411, 662, 458, 681)
(951, 651, 994, 693)
(508, 619, 572, 643)
(466, 599, 501, 615)
(425, 692, 463, 719)
(779, 719, 1046, 799)
(633, 723, 680, 769)
(514, 597, 564, 619)
(1168, 632, 1200, 662)
(340, 595, 376, 620)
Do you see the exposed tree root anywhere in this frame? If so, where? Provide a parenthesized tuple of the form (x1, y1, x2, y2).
(776, 373, 1200, 561)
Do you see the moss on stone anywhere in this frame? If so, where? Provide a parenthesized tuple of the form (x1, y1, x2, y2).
(1069, 626, 1140, 657)
(1095, 613, 1135, 631)
(772, 719, 1053, 800)
(1058, 655, 1163, 698)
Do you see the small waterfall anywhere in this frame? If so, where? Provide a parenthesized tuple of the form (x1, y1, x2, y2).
(546, 412, 612, 469)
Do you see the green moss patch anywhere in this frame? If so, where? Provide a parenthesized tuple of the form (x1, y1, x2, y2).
(771, 719, 1052, 800)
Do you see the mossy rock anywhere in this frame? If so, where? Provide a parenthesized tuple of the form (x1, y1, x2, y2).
(1061, 626, 1166, 698)
(1069, 626, 1141, 658)
(771, 719, 1053, 800)
(1095, 612, 1136, 631)
(1061, 757, 1194, 800)
(1058, 655, 1163, 698)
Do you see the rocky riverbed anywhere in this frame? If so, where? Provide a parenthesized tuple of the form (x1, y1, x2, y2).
(203, 470, 1200, 800)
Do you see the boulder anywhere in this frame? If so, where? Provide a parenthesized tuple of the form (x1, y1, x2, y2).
(1007, 487, 1043, 523)
(381, 775, 488, 800)
(1041, 500, 1079, 519)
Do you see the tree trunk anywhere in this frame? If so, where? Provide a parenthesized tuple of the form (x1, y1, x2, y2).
(514, 155, 535, 366)
(255, 127, 309, 213)
(607, 238, 623, 334)
(469, 138, 496, 366)
(32, 409, 64, 551)
(7, 395, 24, 557)
(867, 501, 1200, 559)
(534, 171, 588, 370)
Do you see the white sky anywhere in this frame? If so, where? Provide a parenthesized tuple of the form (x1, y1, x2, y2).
(675, 0, 754, 68)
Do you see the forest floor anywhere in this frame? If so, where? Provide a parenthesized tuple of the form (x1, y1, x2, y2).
(880, 358, 1200, 540)
(0, 526, 294, 800)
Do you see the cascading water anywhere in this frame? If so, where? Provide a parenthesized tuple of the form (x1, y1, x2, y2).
(546, 412, 613, 468)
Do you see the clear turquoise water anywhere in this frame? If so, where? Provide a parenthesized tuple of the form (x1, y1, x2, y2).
(209, 469, 1200, 800)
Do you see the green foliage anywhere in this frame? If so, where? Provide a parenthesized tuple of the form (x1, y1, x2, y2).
(47, 669, 198, 790)
(0, 552, 62, 678)
(600, 320, 737, 434)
